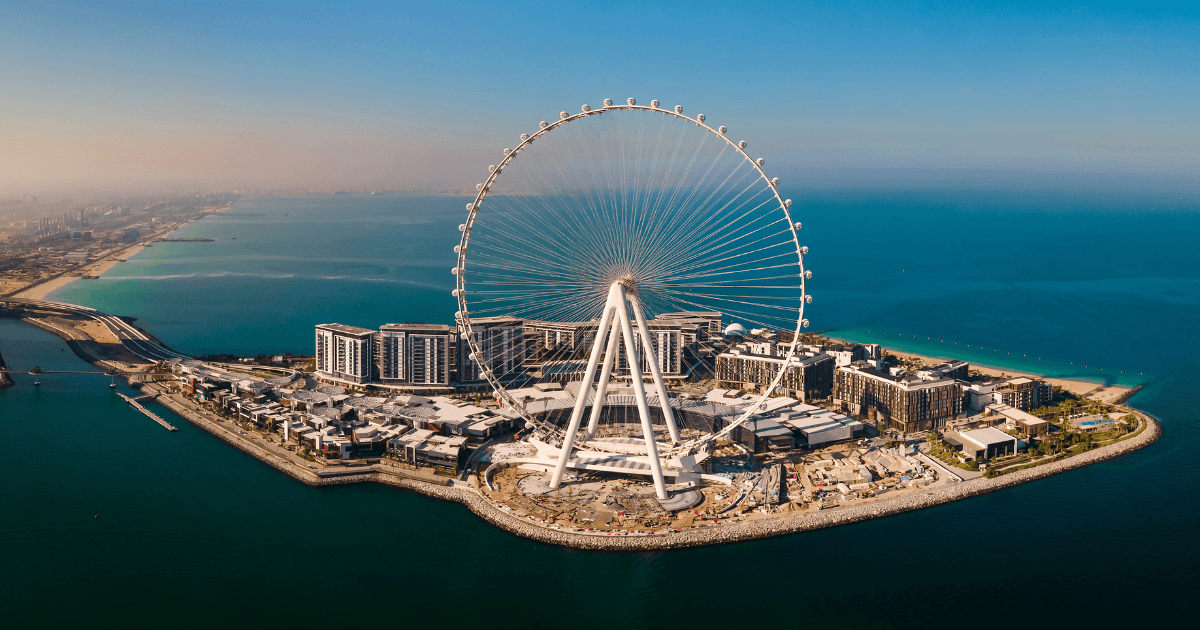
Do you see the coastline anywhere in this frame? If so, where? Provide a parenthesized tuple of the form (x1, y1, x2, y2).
(133, 368, 1161, 552)
(4, 292, 1161, 550)
(827, 335, 1134, 404)
(13, 243, 148, 300)
(9, 201, 233, 302)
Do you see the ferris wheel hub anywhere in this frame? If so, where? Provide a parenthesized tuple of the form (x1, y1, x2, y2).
(616, 274, 638, 294)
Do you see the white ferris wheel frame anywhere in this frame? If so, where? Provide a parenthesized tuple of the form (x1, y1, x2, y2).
(452, 98, 811, 460)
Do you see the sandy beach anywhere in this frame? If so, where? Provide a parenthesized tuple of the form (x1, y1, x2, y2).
(9, 202, 233, 301)
(13, 242, 148, 300)
(880, 347, 1134, 404)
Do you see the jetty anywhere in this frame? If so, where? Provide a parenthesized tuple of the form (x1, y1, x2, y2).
(117, 392, 177, 431)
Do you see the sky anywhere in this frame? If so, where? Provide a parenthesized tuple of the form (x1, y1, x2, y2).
(1, 0, 1197, 197)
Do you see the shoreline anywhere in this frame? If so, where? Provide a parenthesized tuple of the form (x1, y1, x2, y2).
(13, 242, 149, 301)
(9, 202, 233, 301)
(826, 334, 1136, 404)
(131, 364, 1161, 552)
(4, 303, 1161, 550)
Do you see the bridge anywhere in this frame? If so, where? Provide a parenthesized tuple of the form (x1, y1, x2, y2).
(0, 296, 191, 363)
(117, 392, 177, 431)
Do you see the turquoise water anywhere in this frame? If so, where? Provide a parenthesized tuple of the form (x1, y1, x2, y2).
(4, 190, 1198, 627)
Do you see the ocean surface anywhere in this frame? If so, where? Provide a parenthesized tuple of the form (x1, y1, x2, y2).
(4, 190, 1198, 627)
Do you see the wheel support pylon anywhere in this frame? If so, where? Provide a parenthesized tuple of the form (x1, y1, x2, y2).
(548, 281, 680, 500)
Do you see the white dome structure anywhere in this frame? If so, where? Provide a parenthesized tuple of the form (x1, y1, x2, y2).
(724, 323, 747, 337)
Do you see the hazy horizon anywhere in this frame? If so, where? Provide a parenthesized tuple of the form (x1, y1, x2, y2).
(2, 1, 1197, 198)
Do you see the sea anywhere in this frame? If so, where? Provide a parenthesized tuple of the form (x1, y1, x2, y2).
(3, 190, 1198, 628)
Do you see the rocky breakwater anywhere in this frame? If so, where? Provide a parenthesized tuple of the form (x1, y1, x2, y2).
(0, 349, 13, 388)
(442, 413, 1162, 551)
(127, 376, 1163, 552)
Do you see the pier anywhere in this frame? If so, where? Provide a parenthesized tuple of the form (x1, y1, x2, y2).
(117, 392, 177, 432)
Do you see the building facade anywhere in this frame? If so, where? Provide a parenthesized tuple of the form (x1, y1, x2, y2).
(833, 363, 962, 432)
(616, 321, 684, 376)
(456, 316, 526, 383)
(993, 377, 1054, 411)
(314, 323, 376, 384)
(716, 343, 835, 401)
(377, 323, 453, 386)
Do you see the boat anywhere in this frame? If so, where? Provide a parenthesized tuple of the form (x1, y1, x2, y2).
(33, 381, 41, 386)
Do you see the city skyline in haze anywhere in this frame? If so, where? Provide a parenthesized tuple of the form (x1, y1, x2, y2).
(2, 0, 1197, 198)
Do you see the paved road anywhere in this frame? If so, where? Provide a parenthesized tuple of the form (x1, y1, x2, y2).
(1, 296, 190, 363)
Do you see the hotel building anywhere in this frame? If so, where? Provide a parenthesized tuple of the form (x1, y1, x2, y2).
(716, 341, 835, 401)
(832, 363, 962, 432)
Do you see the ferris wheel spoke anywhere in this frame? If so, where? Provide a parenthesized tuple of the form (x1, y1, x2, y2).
(458, 103, 807, 461)
(656, 187, 780, 269)
(663, 260, 802, 284)
(658, 218, 794, 278)
(663, 247, 800, 282)
(534, 126, 628, 265)
(661, 290, 802, 313)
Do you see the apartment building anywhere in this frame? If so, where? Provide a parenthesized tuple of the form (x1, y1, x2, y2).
(314, 323, 375, 384)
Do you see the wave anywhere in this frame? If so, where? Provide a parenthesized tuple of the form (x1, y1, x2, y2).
(98, 273, 447, 289)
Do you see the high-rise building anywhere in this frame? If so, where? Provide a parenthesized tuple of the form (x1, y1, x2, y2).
(524, 320, 598, 354)
(314, 323, 375, 384)
(616, 321, 684, 376)
(377, 324, 453, 386)
(456, 316, 525, 383)
(655, 311, 723, 337)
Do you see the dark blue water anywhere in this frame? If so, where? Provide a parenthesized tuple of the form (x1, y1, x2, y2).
(3, 190, 1196, 627)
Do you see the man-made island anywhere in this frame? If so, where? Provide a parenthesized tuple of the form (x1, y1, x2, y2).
(0, 293, 1160, 550)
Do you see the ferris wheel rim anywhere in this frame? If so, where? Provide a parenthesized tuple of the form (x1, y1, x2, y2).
(453, 99, 810, 458)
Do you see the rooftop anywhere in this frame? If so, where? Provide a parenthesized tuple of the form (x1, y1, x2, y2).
(316, 323, 375, 336)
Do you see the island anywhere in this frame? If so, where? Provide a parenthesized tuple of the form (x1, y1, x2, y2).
(0, 294, 1160, 551)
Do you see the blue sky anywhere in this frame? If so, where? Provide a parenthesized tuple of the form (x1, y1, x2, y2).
(1, 1, 1196, 196)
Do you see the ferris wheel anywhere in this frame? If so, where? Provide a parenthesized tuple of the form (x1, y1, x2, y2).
(453, 98, 810, 499)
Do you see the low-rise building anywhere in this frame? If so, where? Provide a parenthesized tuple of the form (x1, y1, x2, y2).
(778, 406, 864, 447)
(987, 403, 1050, 436)
(387, 430, 468, 472)
(948, 427, 1019, 460)
(994, 376, 1054, 411)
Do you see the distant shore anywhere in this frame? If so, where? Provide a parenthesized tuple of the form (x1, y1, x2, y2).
(10, 202, 233, 301)
(13, 242, 149, 301)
